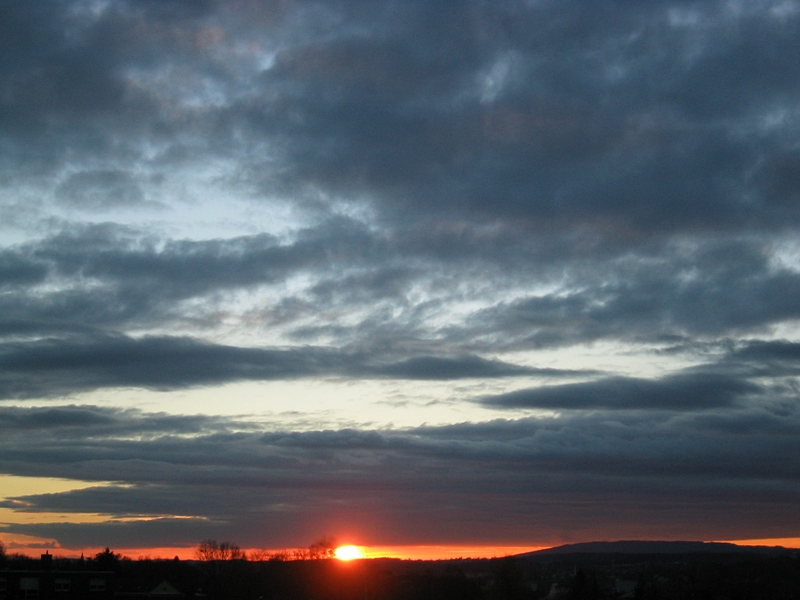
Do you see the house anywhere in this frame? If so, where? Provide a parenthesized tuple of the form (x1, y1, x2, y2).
(0, 553, 114, 600)
(115, 580, 184, 600)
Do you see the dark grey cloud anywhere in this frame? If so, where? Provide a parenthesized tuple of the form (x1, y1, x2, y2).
(0, 251, 48, 288)
(3, 0, 800, 552)
(233, 0, 800, 235)
(55, 170, 146, 209)
(376, 355, 583, 380)
(0, 404, 225, 436)
(464, 238, 800, 349)
(2, 0, 799, 236)
(4, 222, 796, 356)
(733, 339, 800, 365)
(1, 404, 799, 547)
(479, 372, 760, 411)
(0, 2, 154, 172)
(0, 219, 384, 335)
(0, 333, 579, 399)
(479, 341, 800, 411)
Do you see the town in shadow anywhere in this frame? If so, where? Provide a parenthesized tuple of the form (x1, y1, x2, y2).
(1, 540, 798, 600)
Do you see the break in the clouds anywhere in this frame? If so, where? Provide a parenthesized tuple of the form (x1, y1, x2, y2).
(2, 0, 800, 552)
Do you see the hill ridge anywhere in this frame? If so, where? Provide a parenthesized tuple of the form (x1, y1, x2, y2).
(516, 540, 790, 557)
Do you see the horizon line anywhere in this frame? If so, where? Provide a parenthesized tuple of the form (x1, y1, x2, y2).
(3, 538, 799, 562)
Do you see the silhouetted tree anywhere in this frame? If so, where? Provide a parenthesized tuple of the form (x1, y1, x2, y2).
(307, 536, 337, 559)
(195, 540, 249, 600)
(94, 547, 122, 572)
(196, 539, 246, 561)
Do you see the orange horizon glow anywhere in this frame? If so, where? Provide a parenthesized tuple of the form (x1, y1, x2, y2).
(357, 545, 551, 560)
(0, 543, 550, 561)
(4, 539, 799, 562)
(102, 544, 552, 561)
(718, 537, 800, 549)
(334, 545, 365, 560)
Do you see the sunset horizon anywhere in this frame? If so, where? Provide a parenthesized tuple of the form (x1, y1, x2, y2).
(4, 538, 800, 563)
(2, 0, 800, 563)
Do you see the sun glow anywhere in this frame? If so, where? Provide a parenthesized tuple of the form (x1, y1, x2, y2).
(334, 545, 365, 560)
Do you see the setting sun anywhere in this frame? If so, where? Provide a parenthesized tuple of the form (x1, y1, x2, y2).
(334, 545, 365, 561)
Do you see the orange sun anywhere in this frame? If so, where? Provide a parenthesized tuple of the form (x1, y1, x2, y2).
(334, 545, 365, 560)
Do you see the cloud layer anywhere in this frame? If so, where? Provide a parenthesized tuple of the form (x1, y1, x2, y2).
(2, 0, 800, 550)
(1, 397, 799, 548)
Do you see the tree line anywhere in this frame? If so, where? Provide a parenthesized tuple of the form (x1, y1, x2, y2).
(195, 536, 338, 562)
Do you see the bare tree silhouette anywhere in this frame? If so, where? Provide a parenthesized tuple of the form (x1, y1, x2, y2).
(195, 540, 246, 561)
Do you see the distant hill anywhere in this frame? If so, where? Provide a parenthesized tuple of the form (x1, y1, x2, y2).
(517, 540, 791, 556)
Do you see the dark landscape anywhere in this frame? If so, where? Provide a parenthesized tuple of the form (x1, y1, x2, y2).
(3, 0, 800, 581)
(2, 541, 799, 600)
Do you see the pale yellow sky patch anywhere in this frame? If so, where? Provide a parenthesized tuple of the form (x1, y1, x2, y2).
(0, 507, 116, 525)
(0, 474, 102, 498)
(0, 475, 119, 526)
(28, 378, 518, 429)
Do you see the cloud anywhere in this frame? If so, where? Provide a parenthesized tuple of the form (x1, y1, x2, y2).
(3, 219, 797, 357)
(1, 403, 799, 547)
(477, 341, 800, 411)
(0, 252, 48, 288)
(733, 339, 800, 364)
(55, 170, 146, 209)
(0, 220, 383, 336)
(1, 0, 798, 237)
(227, 0, 800, 237)
(374, 355, 588, 380)
(0, 404, 221, 436)
(465, 238, 800, 348)
(479, 372, 760, 411)
(0, 333, 581, 399)
(2, 0, 800, 551)
(0, 335, 337, 398)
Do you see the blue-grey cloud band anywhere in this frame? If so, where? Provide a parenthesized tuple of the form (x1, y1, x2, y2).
(0, 333, 589, 399)
(0, 402, 798, 547)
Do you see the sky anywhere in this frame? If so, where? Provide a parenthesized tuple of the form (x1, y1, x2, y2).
(1, 0, 800, 559)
